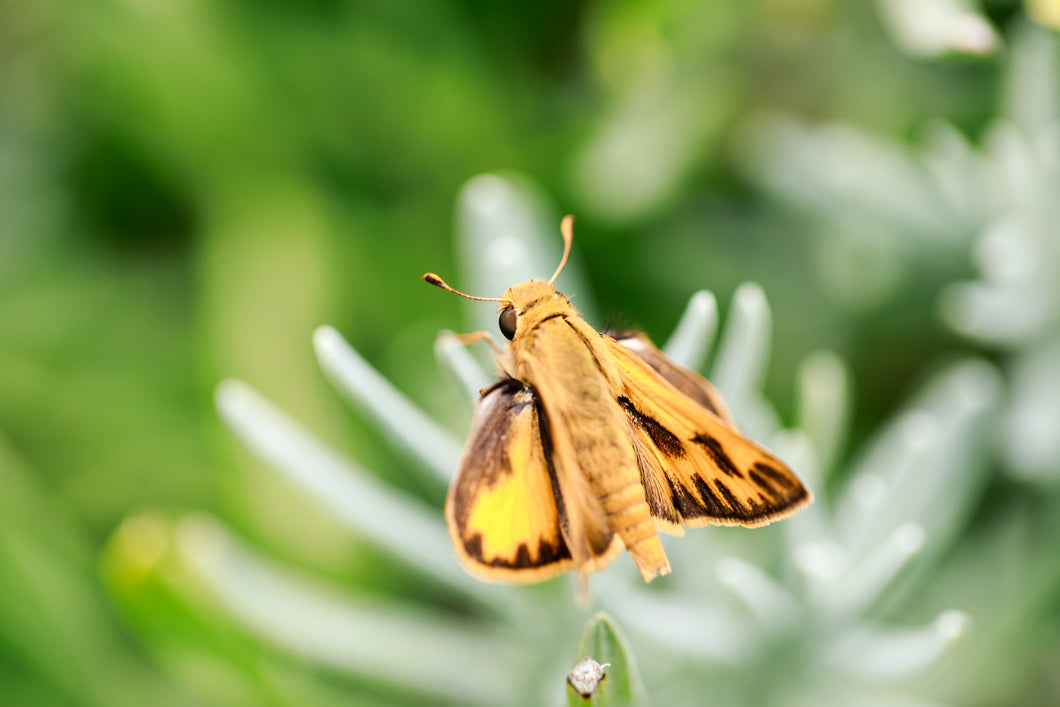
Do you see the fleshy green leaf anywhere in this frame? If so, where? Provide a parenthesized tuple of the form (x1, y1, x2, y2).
(567, 613, 647, 707)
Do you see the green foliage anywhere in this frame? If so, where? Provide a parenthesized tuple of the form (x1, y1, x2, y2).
(2, 0, 1060, 704)
(567, 613, 647, 707)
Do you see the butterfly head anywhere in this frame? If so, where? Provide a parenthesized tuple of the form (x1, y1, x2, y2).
(423, 215, 577, 342)
(495, 280, 574, 341)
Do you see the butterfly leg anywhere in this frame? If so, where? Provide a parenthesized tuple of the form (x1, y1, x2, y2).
(438, 330, 515, 380)
(443, 330, 505, 356)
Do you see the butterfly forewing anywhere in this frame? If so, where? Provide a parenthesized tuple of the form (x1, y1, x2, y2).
(603, 337, 812, 530)
(614, 332, 736, 427)
(446, 378, 618, 582)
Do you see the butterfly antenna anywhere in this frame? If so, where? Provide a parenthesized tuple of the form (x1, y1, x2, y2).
(422, 272, 503, 302)
(549, 215, 574, 285)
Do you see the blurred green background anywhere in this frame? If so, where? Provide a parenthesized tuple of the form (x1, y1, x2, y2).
(3, 0, 1060, 705)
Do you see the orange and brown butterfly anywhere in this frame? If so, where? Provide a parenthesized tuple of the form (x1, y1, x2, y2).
(423, 216, 811, 583)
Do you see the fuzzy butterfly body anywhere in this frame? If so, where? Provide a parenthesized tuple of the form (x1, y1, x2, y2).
(425, 217, 811, 583)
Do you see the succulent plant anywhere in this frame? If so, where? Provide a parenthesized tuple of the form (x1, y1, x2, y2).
(740, 19, 1060, 484)
(94, 175, 1017, 705)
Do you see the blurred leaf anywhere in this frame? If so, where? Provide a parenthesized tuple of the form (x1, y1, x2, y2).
(0, 432, 189, 706)
(100, 511, 420, 707)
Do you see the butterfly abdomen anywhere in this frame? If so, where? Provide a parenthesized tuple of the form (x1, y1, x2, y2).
(595, 480, 671, 579)
(568, 407, 671, 581)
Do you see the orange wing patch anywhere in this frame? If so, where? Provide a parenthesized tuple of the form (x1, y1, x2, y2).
(614, 332, 736, 427)
(603, 336, 812, 532)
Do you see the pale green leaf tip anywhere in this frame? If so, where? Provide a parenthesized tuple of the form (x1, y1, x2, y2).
(433, 329, 492, 402)
(569, 612, 648, 707)
(312, 322, 461, 482)
(662, 289, 718, 371)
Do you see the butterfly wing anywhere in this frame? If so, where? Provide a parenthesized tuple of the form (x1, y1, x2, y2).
(446, 378, 620, 582)
(613, 331, 736, 427)
(602, 336, 811, 533)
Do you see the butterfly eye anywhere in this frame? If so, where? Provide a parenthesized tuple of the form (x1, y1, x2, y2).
(498, 307, 517, 340)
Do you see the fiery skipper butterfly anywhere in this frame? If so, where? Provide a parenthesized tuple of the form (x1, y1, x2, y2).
(424, 216, 811, 583)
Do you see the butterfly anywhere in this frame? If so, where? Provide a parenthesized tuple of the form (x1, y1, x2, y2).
(424, 216, 811, 583)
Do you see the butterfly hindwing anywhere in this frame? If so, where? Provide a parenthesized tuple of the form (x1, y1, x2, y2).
(603, 335, 812, 531)
(446, 378, 612, 582)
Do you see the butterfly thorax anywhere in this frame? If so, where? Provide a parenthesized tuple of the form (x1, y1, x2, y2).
(501, 279, 626, 392)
